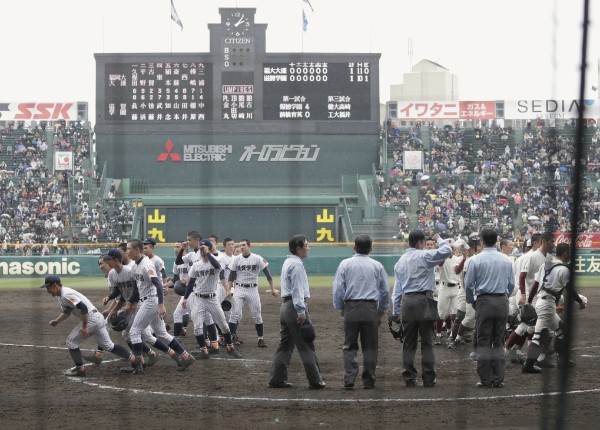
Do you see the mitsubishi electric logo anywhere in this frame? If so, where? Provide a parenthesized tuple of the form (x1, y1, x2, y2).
(156, 139, 182, 162)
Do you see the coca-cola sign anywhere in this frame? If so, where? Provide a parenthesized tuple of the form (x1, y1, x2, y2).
(554, 233, 599, 249)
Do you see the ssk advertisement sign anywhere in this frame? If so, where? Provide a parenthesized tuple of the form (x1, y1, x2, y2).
(0, 102, 78, 121)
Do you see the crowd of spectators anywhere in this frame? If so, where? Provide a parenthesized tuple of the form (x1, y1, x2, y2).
(382, 121, 600, 245)
(0, 121, 96, 255)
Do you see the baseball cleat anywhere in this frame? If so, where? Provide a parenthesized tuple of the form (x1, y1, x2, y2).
(209, 346, 220, 354)
(83, 354, 103, 366)
(258, 338, 268, 348)
(177, 354, 196, 371)
(144, 353, 160, 367)
(64, 366, 86, 377)
(227, 348, 243, 359)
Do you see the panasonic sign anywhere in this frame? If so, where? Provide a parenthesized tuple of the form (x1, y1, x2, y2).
(0, 257, 80, 276)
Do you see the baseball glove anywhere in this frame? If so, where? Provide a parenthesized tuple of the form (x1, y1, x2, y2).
(109, 312, 128, 332)
(519, 303, 538, 326)
(221, 299, 232, 312)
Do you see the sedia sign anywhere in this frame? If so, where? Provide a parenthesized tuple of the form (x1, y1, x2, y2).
(0, 257, 80, 276)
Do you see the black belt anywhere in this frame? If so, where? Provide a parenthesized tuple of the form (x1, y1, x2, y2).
(140, 295, 157, 302)
(445, 283, 458, 287)
(196, 292, 216, 298)
(344, 299, 376, 302)
(479, 293, 506, 297)
(283, 296, 307, 302)
(405, 291, 427, 295)
(236, 283, 257, 288)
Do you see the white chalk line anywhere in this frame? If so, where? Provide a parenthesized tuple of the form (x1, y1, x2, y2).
(4, 341, 600, 404)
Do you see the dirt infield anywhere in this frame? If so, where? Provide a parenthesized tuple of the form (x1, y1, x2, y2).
(1, 285, 598, 430)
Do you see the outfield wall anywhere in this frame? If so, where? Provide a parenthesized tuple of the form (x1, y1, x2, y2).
(3, 246, 600, 277)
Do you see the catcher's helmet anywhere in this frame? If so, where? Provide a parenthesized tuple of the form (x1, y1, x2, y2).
(299, 321, 316, 343)
(519, 303, 538, 326)
(221, 299, 232, 312)
(174, 281, 186, 297)
(109, 312, 128, 332)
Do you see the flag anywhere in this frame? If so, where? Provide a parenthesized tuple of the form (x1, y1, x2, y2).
(171, 0, 183, 30)
(302, 0, 314, 32)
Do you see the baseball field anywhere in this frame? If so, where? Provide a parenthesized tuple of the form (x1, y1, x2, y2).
(1, 278, 598, 429)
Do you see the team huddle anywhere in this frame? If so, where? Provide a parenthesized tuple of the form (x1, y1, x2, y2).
(42, 229, 587, 390)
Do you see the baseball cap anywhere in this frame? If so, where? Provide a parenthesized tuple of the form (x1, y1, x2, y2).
(454, 238, 470, 251)
(446, 238, 456, 246)
(102, 249, 122, 260)
(40, 274, 61, 288)
(143, 237, 157, 246)
(200, 239, 213, 248)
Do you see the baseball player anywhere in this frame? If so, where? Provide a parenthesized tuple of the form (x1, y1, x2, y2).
(182, 239, 241, 359)
(435, 239, 462, 344)
(446, 238, 471, 347)
(448, 238, 480, 354)
(143, 237, 168, 283)
(164, 241, 190, 338)
(118, 242, 136, 267)
(124, 239, 195, 373)
(178, 231, 219, 351)
(505, 238, 535, 363)
(210, 236, 235, 347)
(42, 275, 132, 377)
(504, 233, 553, 363)
(522, 243, 586, 372)
(85, 249, 161, 368)
(227, 239, 278, 347)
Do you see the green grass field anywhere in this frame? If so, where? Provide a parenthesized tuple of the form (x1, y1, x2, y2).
(5, 276, 599, 290)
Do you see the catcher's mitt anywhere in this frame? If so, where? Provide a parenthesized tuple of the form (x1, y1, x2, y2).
(519, 303, 538, 326)
(388, 312, 404, 342)
(109, 312, 128, 332)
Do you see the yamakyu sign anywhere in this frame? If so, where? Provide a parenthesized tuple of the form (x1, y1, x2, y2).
(554, 233, 600, 249)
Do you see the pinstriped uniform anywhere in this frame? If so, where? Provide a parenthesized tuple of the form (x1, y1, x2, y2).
(107, 266, 157, 345)
(188, 259, 230, 336)
(129, 256, 173, 345)
(228, 253, 268, 325)
(171, 259, 190, 324)
(181, 249, 214, 326)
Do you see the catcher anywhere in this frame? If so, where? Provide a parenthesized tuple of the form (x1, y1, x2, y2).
(41, 275, 132, 377)
(522, 243, 586, 373)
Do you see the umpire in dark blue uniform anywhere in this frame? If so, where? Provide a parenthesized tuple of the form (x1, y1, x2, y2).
(464, 228, 514, 388)
(392, 230, 452, 387)
(332, 234, 390, 389)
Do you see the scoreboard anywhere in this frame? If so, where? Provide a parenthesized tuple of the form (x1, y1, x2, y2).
(98, 57, 376, 124)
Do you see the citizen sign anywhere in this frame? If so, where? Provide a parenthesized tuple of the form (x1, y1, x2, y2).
(554, 233, 598, 249)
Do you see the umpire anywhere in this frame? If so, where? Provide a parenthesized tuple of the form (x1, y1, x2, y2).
(464, 228, 515, 388)
(332, 234, 390, 389)
(268, 234, 325, 390)
(393, 230, 452, 387)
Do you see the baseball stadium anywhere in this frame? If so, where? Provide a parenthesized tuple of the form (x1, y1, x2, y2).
(1, 1, 600, 429)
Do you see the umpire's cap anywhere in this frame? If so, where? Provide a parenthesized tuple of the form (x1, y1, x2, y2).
(40, 275, 61, 288)
(299, 321, 316, 343)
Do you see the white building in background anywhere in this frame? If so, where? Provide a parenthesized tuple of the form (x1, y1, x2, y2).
(390, 59, 459, 102)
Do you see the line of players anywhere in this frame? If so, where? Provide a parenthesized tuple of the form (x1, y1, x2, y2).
(54, 232, 276, 376)
(430, 232, 586, 372)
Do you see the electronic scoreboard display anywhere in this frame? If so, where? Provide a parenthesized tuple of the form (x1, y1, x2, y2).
(262, 61, 371, 120)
